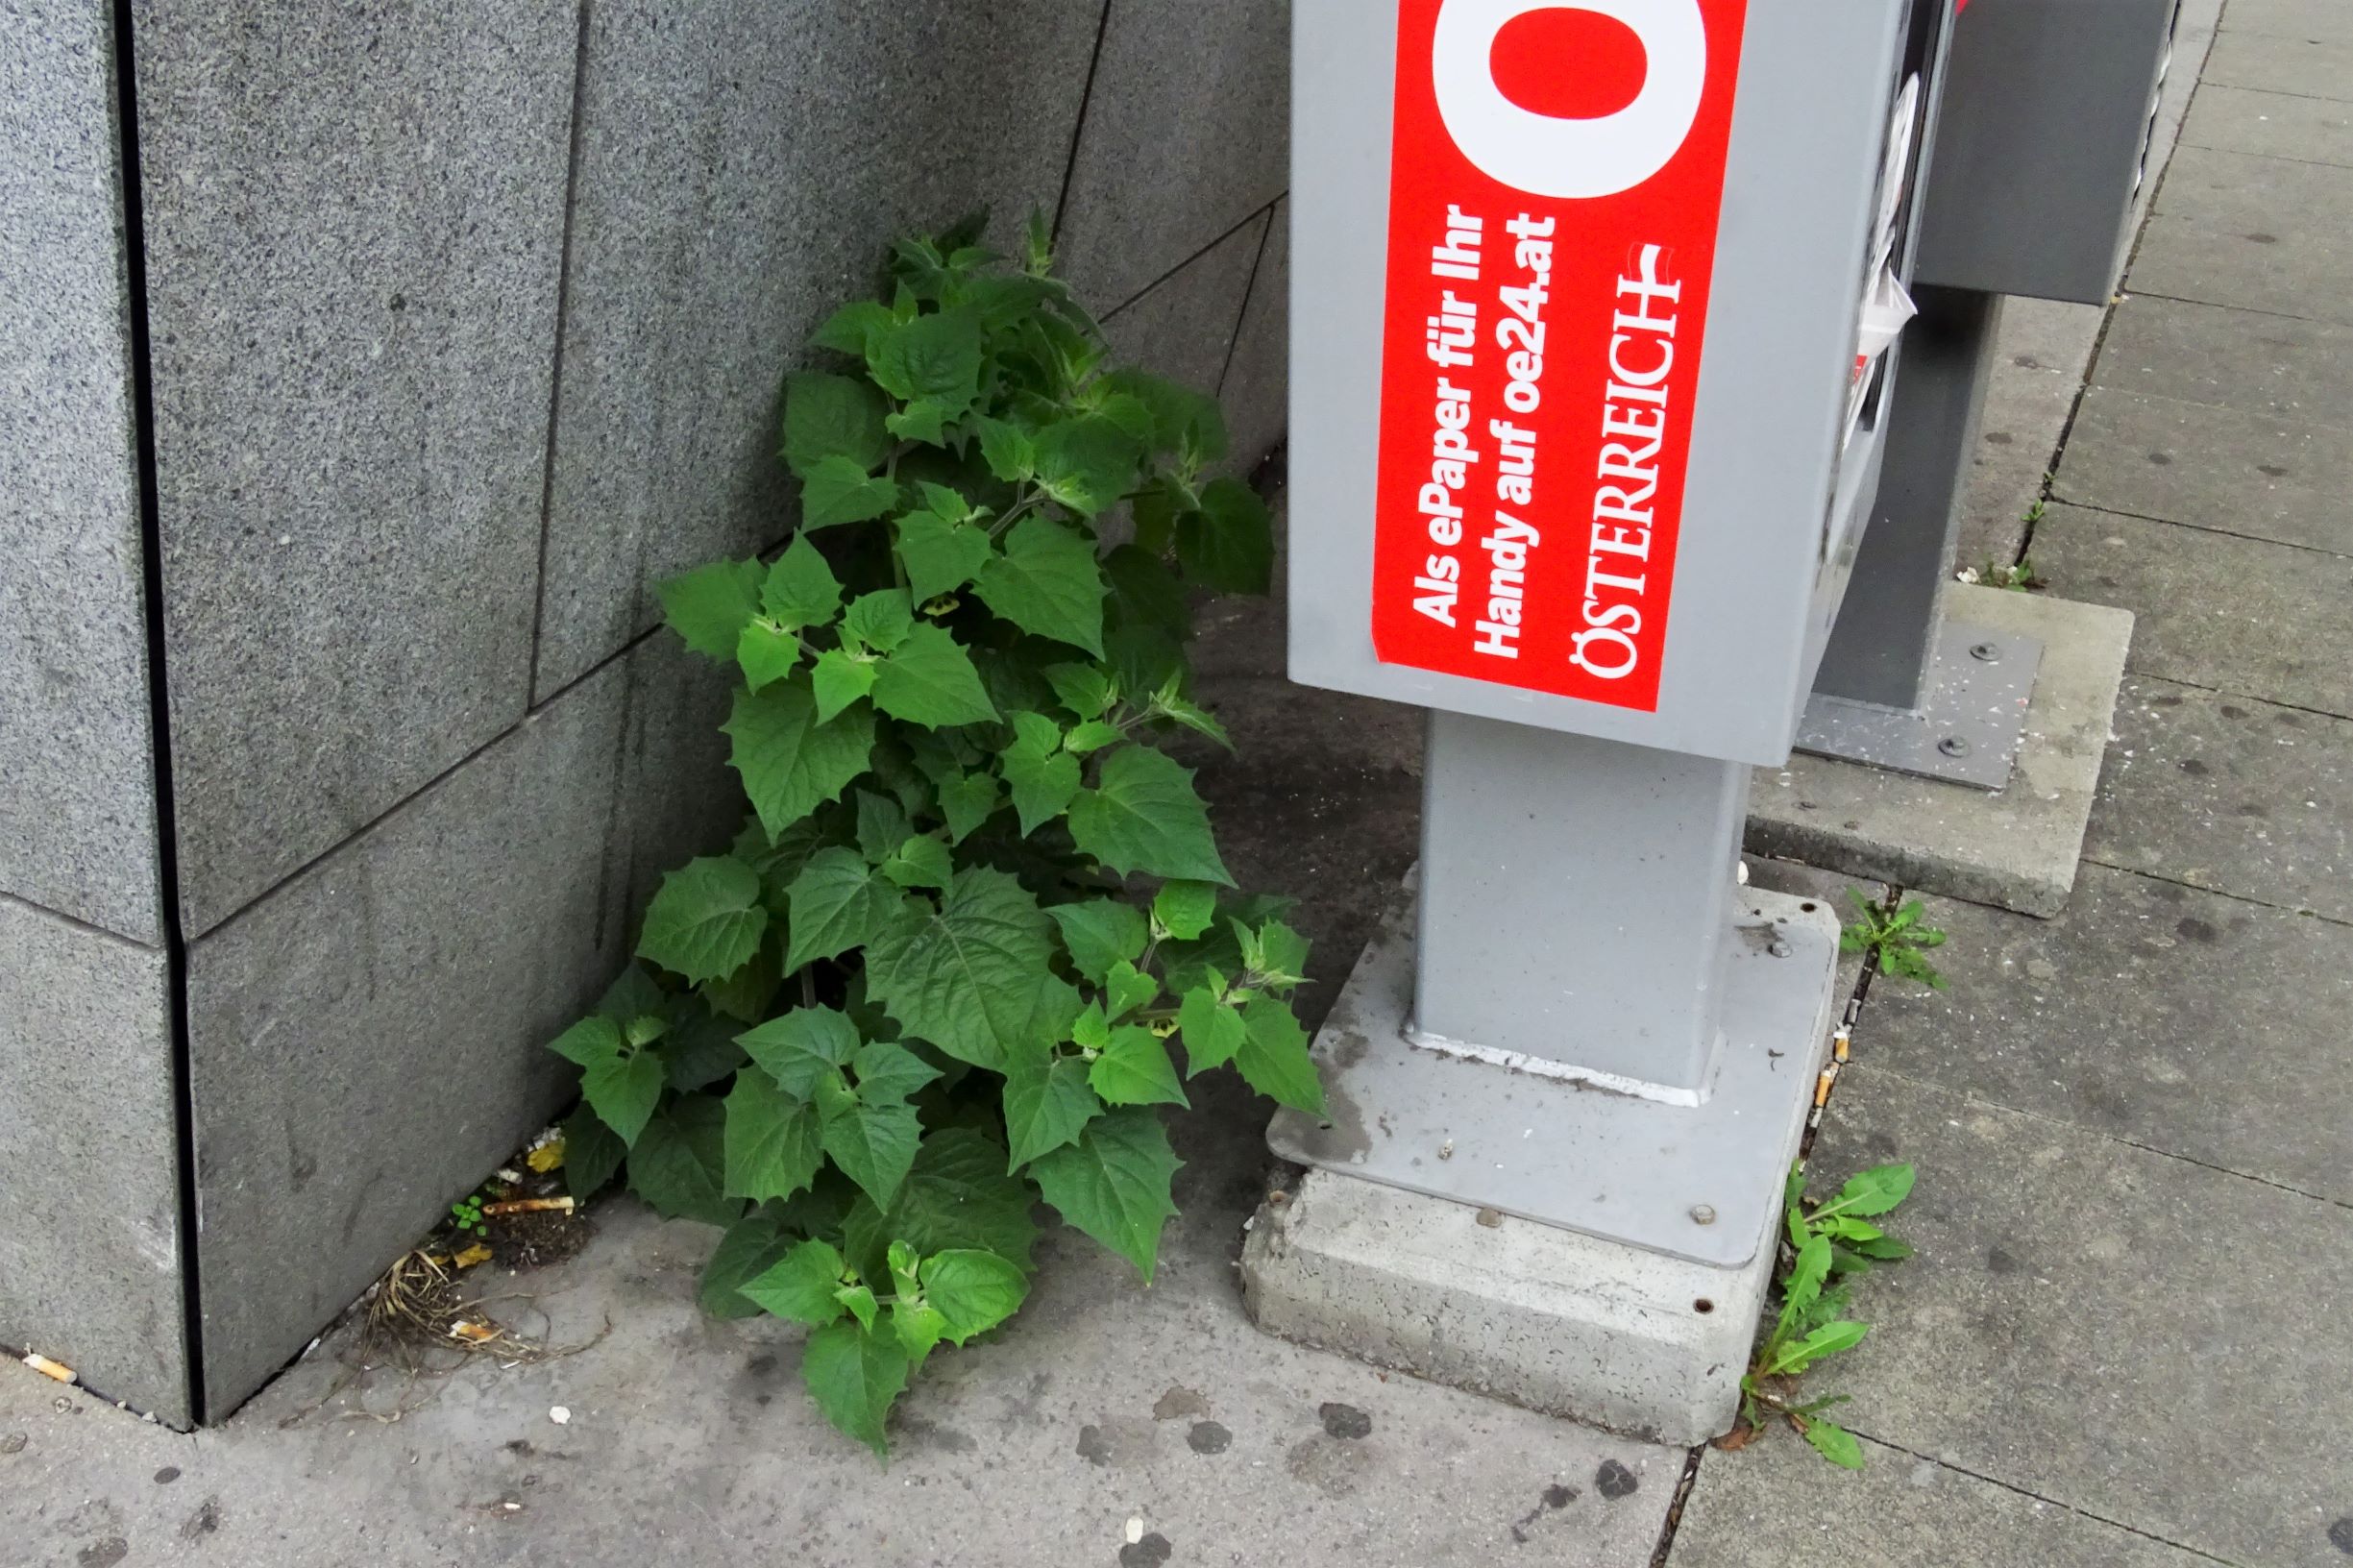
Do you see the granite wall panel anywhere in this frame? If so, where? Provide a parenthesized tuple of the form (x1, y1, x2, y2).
(184, 628, 737, 1413)
(134, 0, 578, 935)
(0, 0, 161, 942)
(0, 894, 184, 1424)
(530, 0, 1101, 697)
(1054, 0, 1291, 311)
(3, 0, 1292, 1425)
(1100, 207, 1268, 402)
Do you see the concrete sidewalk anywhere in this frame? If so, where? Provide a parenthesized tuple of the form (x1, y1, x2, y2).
(1673, 3, 2353, 1564)
(6, 4, 2349, 1565)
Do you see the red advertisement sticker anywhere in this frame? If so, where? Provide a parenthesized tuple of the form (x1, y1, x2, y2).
(1369, 0, 1751, 712)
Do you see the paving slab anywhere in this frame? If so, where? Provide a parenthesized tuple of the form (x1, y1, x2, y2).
(2202, 26, 2353, 103)
(1956, 302, 2100, 570)
(2061, 295, 2353, 551)
(2089, 674, 2352, 922)
(1802, 1067, 2353, 1568)
(2220, 0, 2353, 45)
(2133, 146, 2353, 325)
(2055, 386, 2353, 552)
(1853, 859, 2353, 1203)
(1670, 1431, 2218, 1568)
(2095, 293, 2353, 421)
(2030, 502, 2353, 717)
(1747, 585, 2131, 918)
(2200, 29, 2353, 103)
(2182, 81, 2353, 166)
(2138, 0, 2225, 242)
(0, 1143, 1677, 1568)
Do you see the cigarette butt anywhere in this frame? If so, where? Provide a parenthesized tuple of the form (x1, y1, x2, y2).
(1814, 1068, 1835, 1108)
(1832, 1030, 1851, 1064)
(448, 1321, 500, 1345)
(481, 1197, 575, 1217)
(23, 1353, 74, 1384)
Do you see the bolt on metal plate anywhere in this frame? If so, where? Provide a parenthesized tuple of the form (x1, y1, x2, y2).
(1795, 619, 2045, 790)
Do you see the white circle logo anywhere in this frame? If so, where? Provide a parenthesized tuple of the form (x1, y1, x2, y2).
(1432, 0, 1708, 199)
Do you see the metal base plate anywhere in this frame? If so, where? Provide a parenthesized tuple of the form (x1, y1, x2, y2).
(1267, 888, 1841, 1269)
(1795, 618, 2043, 790)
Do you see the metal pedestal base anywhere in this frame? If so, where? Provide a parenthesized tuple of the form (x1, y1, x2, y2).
(1795, 616, 2043, 790)
(1267, 887, 1840, 1271)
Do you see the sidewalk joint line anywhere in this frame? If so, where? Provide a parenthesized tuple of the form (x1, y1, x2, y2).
(1838, 1431, 2244, 1565)
(2120, 287, 2337, 329)
(2194, 73, 2353, 110)
(2048, 495, 2353, 564)
(2111, 665, 2353, 726)
(2178, 135, 2353, 174)
(2078, 855, 2353, 931)
(1866, 1063, 2353, 1213)
(1645, 1446, 1704, 1568)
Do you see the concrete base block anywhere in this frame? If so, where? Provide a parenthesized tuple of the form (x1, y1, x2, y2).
(1244, 884, 1837, 1446)
(1748, 583, 2133, 917)
(1242, 1168, 1774, 1446)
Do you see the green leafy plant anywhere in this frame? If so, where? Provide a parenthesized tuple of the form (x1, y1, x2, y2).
(543, 214, 1321, 1458)
(1737, 1161, 1917, 1468)
(449, 1195, 486, 1236)
(1840, 889, 1949, 990)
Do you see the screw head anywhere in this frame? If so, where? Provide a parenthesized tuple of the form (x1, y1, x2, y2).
(1690, 1205, 1717, 1226)
(1938, 736, 1972, 758)
(1969, 641, 2001, 662)
(1768, 940, 1793, 958)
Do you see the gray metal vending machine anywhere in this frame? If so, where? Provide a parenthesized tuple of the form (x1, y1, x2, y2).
(1246, 0, 1947, 1442)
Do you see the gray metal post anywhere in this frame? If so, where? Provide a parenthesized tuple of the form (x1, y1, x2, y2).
(1794, 285, 2045, 789)
(1413, 713, 1743, 1099)
(1268, 714, 1838, 1264)
(1811, 285, 1999, 711)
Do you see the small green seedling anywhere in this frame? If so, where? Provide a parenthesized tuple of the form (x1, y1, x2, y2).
(1739, 1162, 1917, 1468)
(1974, 554, 2041, 591)
(1841, 890, 1948, 990)
(450, 1195, 486, 1236)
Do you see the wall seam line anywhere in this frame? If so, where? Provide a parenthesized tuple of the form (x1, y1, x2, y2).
(1214, 199, 1281, 396)
(110, 0, 205, 1425)
(1100, 202, 1287, 324)
(1051, 0, 1115, 248)
(524, 0, 597, 708)
(190, 611, 669, 947)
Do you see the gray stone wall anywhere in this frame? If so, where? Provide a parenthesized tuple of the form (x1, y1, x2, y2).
(0, 0, 185, 1422)
(0, 0, 1290, 1425)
